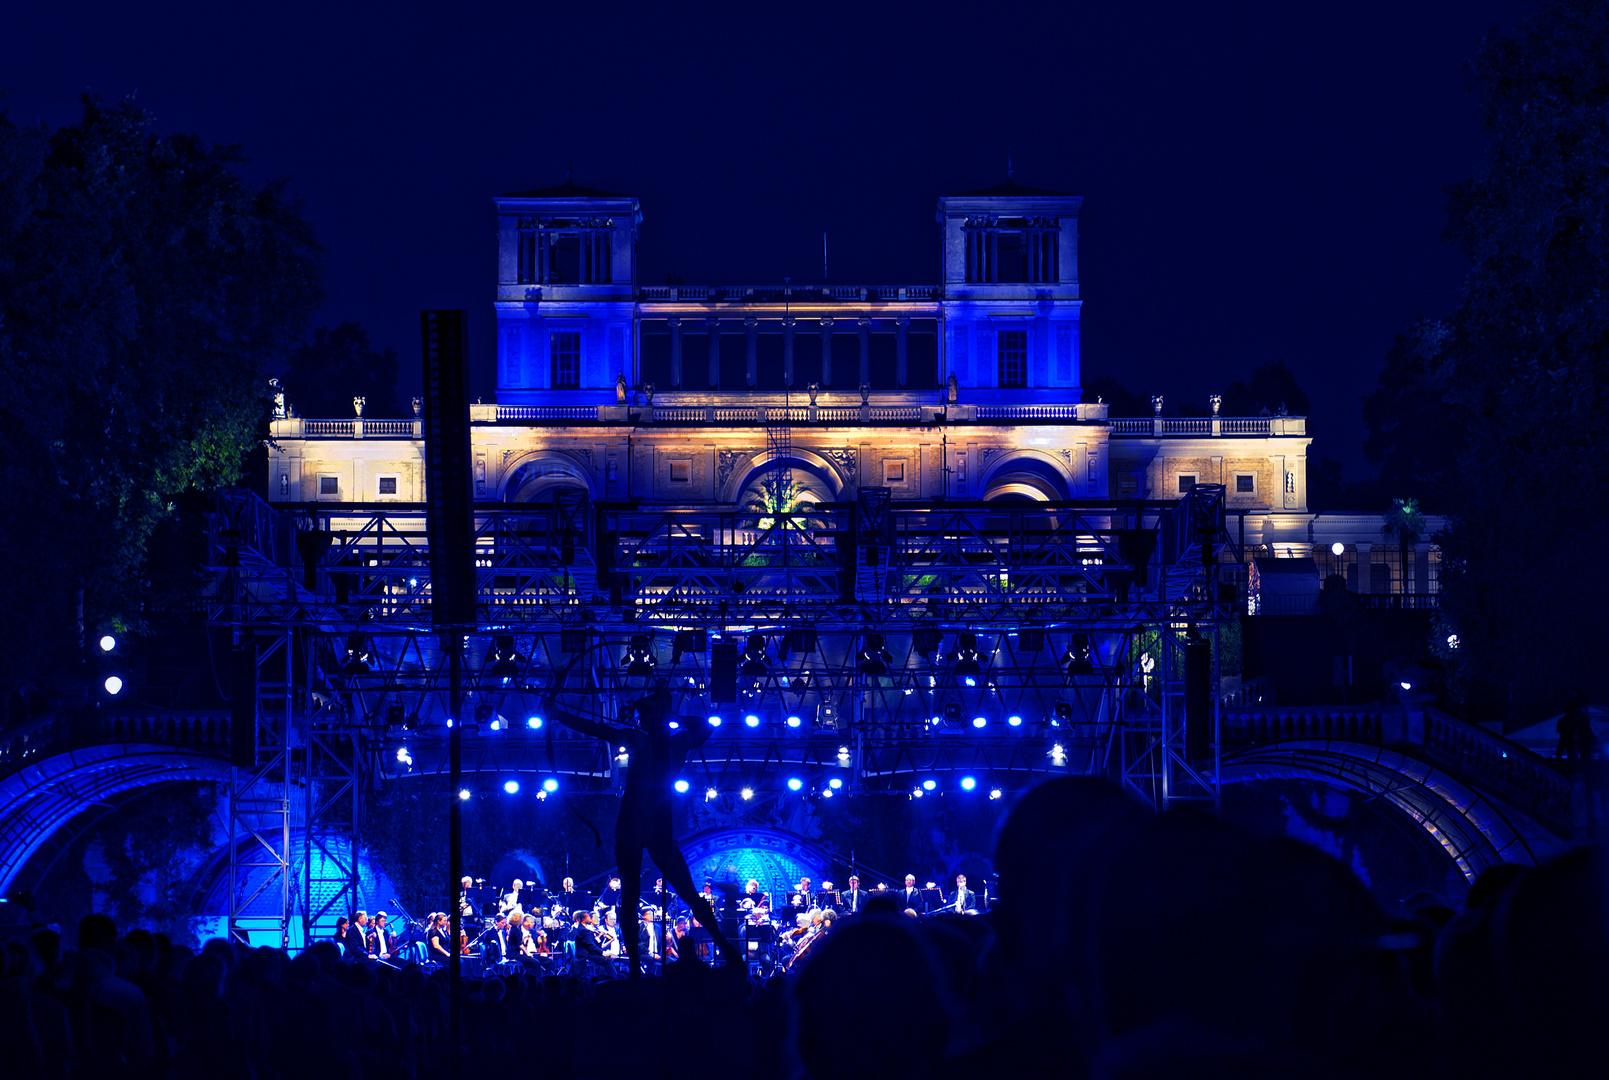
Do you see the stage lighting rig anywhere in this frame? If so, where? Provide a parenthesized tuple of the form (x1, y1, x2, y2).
(342, 633, 372, 676)
(1063, 634, 1096, 679)
(623, 633, 657, 685)
(489, 634, 521, 681)
(913, 626, 941, 658)
(671, 629, 706, 665)
(741, 633, 769, 676)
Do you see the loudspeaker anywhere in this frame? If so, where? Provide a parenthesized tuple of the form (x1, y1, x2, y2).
(1184, 637, 1212, 759)
(711, 642, 739, 703)
(230, 641, 258, 769)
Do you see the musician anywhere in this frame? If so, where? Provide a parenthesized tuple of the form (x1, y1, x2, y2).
(500, 878, 530, 915)
(598, 876, 623, 912)
(333, 916, 351, 948)
(949, 873, 977, 915)
(898, 874, 923, 913)
(458, 875, 476, 919)
(371, 912, 394, 959)
(505, 908, 525, 956)
(345, 911, 371, 959)
(842, 875, 866, 915)
(571, 910, 611, 977)
(427, 913, 453, 961)
(740, 879, 768, 912)
(665, 915, 693, 962)
(484, 913, 511, 963)
(792, 877, 813, 910)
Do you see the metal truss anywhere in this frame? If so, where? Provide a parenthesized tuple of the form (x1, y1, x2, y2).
(207, 482, 1241, 933)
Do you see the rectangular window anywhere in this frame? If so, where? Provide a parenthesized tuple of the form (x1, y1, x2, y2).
(1119, 477, 1139, 497)
(378, 476, 398, 496)
(669, 460, 691, 482)
(883, 461, 905, 484)
(1235, 474, 1255, 493)
(319, 476, 339, 496)
(1178, 475, 1196, 494)
(551, 331, 580, 389)
(997, 330, 1027, 389)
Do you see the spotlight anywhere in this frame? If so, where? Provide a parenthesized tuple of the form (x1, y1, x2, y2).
(787, 777, 803, 792)
(913, 788, 924, 798)
(952, 632, 982, 684)
(98, 634, 117, 652)
(1050, 743, 1067, 767)
(741, 786, 754, 800)
(744, 713, 760, 727)
(671, 628, 706, 665)
(395, 746, 413, 766)
(789, 674, 810, 693)
(960, 776, 976, 791)
(527, 716, 543, 729)
(922, 779, 937, 791)
(930, 716, 943, 728)
(342, 633, 372, 676)
(104, 675, 124, 695)
(1063, 634, 1095, 678)
(822, 787, 835, 798)
(1007, 714, 1023, 727)
(705, 786, 718, 800)
(972, 716, 987, 729)
(857, 633, 892, 677)
(1053, 701, 1073, 727)
(707, 715, 722, 727)
(1331, 541, 1346, 557)
(489, 718, 502, 732)
(673, 779, 690, 794)
(1399, 680, 1412, 691)
(458, 788, 471, 800)
(668, 720, 680, 730)
(542, 778, 558, 793)
(740, 633, 768, 676)
(828, 777, 843, 789)
(786, 715, 802, 728)
(504, 779, 520, 794)
(623, 633, 656, 683)
(490, 634, 519, 680)
(989, 787, 1003, 800)
(913, 626, 941, 657)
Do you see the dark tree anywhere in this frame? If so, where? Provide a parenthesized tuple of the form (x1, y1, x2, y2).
(1220, 359, 1310, 417)
(1430, 0, 1609, 721)
(1362, 320, 1463, 509)
(282, 322, 402, 418)
(0, 94, 323, 691)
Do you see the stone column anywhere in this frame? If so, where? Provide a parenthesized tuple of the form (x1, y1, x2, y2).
(707, 316, 721, 389)
(744, 317, 758, 388)
(857, 317, 871, 387)
(820, 316, 834, 388)
(668, 317, 682, 390)
(782, 317, 795, 387)
(895, 315, 909, 389)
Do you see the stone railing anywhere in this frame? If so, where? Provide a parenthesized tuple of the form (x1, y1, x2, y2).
(272, 407, 1301, 434)
(1221, 701, 1572, 831)
(636, 284, 939, 302)
(0, 709, 232, 779)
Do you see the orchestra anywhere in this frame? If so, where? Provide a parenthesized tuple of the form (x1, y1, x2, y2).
(338, 866, 990, 975)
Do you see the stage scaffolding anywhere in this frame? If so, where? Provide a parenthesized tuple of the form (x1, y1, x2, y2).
(206, 483, 1242, 940)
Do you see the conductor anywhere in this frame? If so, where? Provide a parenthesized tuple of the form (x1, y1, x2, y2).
(545, 684, 742, 975)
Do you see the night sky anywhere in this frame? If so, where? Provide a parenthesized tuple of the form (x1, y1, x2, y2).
(4, 0, 1530, 474)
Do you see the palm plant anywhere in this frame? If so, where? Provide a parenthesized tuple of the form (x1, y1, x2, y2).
(741, 474, 818, 534)
(1381, 497, 1426, 595)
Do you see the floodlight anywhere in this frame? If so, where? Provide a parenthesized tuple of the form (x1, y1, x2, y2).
(673, 779, 690, 794)
(503, 780, 520, 794)
(960, 776, 976, 791)
(104, 676, 124, 695)
(787, 777, 803, 792)
(98, 634, 117, 652)
(542, 778, 558, 793)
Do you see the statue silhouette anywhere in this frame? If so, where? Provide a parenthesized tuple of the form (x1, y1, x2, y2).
(546, 684, 742, 975)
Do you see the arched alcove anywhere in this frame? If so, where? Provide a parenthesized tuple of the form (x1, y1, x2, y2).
(979, 451, 1072, 502)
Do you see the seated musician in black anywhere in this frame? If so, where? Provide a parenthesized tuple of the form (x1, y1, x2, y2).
(484, 913, 511, 962)
(426, 912, 453, 962)
(545, 685, 742, 975)
(571, 910, 612, 977)
(345, 911, 371, 959)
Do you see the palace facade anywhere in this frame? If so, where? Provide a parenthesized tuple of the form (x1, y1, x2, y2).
(265, 179, 1437, 604)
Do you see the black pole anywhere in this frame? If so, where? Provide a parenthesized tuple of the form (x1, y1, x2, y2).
(447, 631, 463, 1075)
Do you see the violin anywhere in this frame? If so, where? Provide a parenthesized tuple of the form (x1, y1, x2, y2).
(459, 928, 472, 955)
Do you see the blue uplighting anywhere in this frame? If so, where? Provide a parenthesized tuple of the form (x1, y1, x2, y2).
(744, 714, 760, 727)
(960, 776, 977, 791)
(787, 777, 803, 791)
(828, 777, 843, 789)
(527, 716, 543, 729)
(922, 779, 937, 791)
(1007, 715, 1023, 727)
(673, 779, 690, 794)
(707, 715, 722, 727)
(786, 715, 802, 728)
(542, 778, 559, 793)
(503, 779, 520, 794)
(972, 716, 987, 729)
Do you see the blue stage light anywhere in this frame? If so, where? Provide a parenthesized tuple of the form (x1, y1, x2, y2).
(822, 787, 835, 798)
(707, 715, 722, 727)
(528, 716, 543, 729)
(972, 716, 987, 729)
(503, 779, 520, 794)
(786, 715, 802, 728)
(542, 778, 559, 793)
(744, 714, 761, 728)
(673, 779, 690, 794)
(922, 779, 937, 791)
(960, 776, 977, 791)
(458, 788, 471, 800)
(828, 777, 843, 789)
(1007, 714, 1023, 727)
(787, 777, 803, 791)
